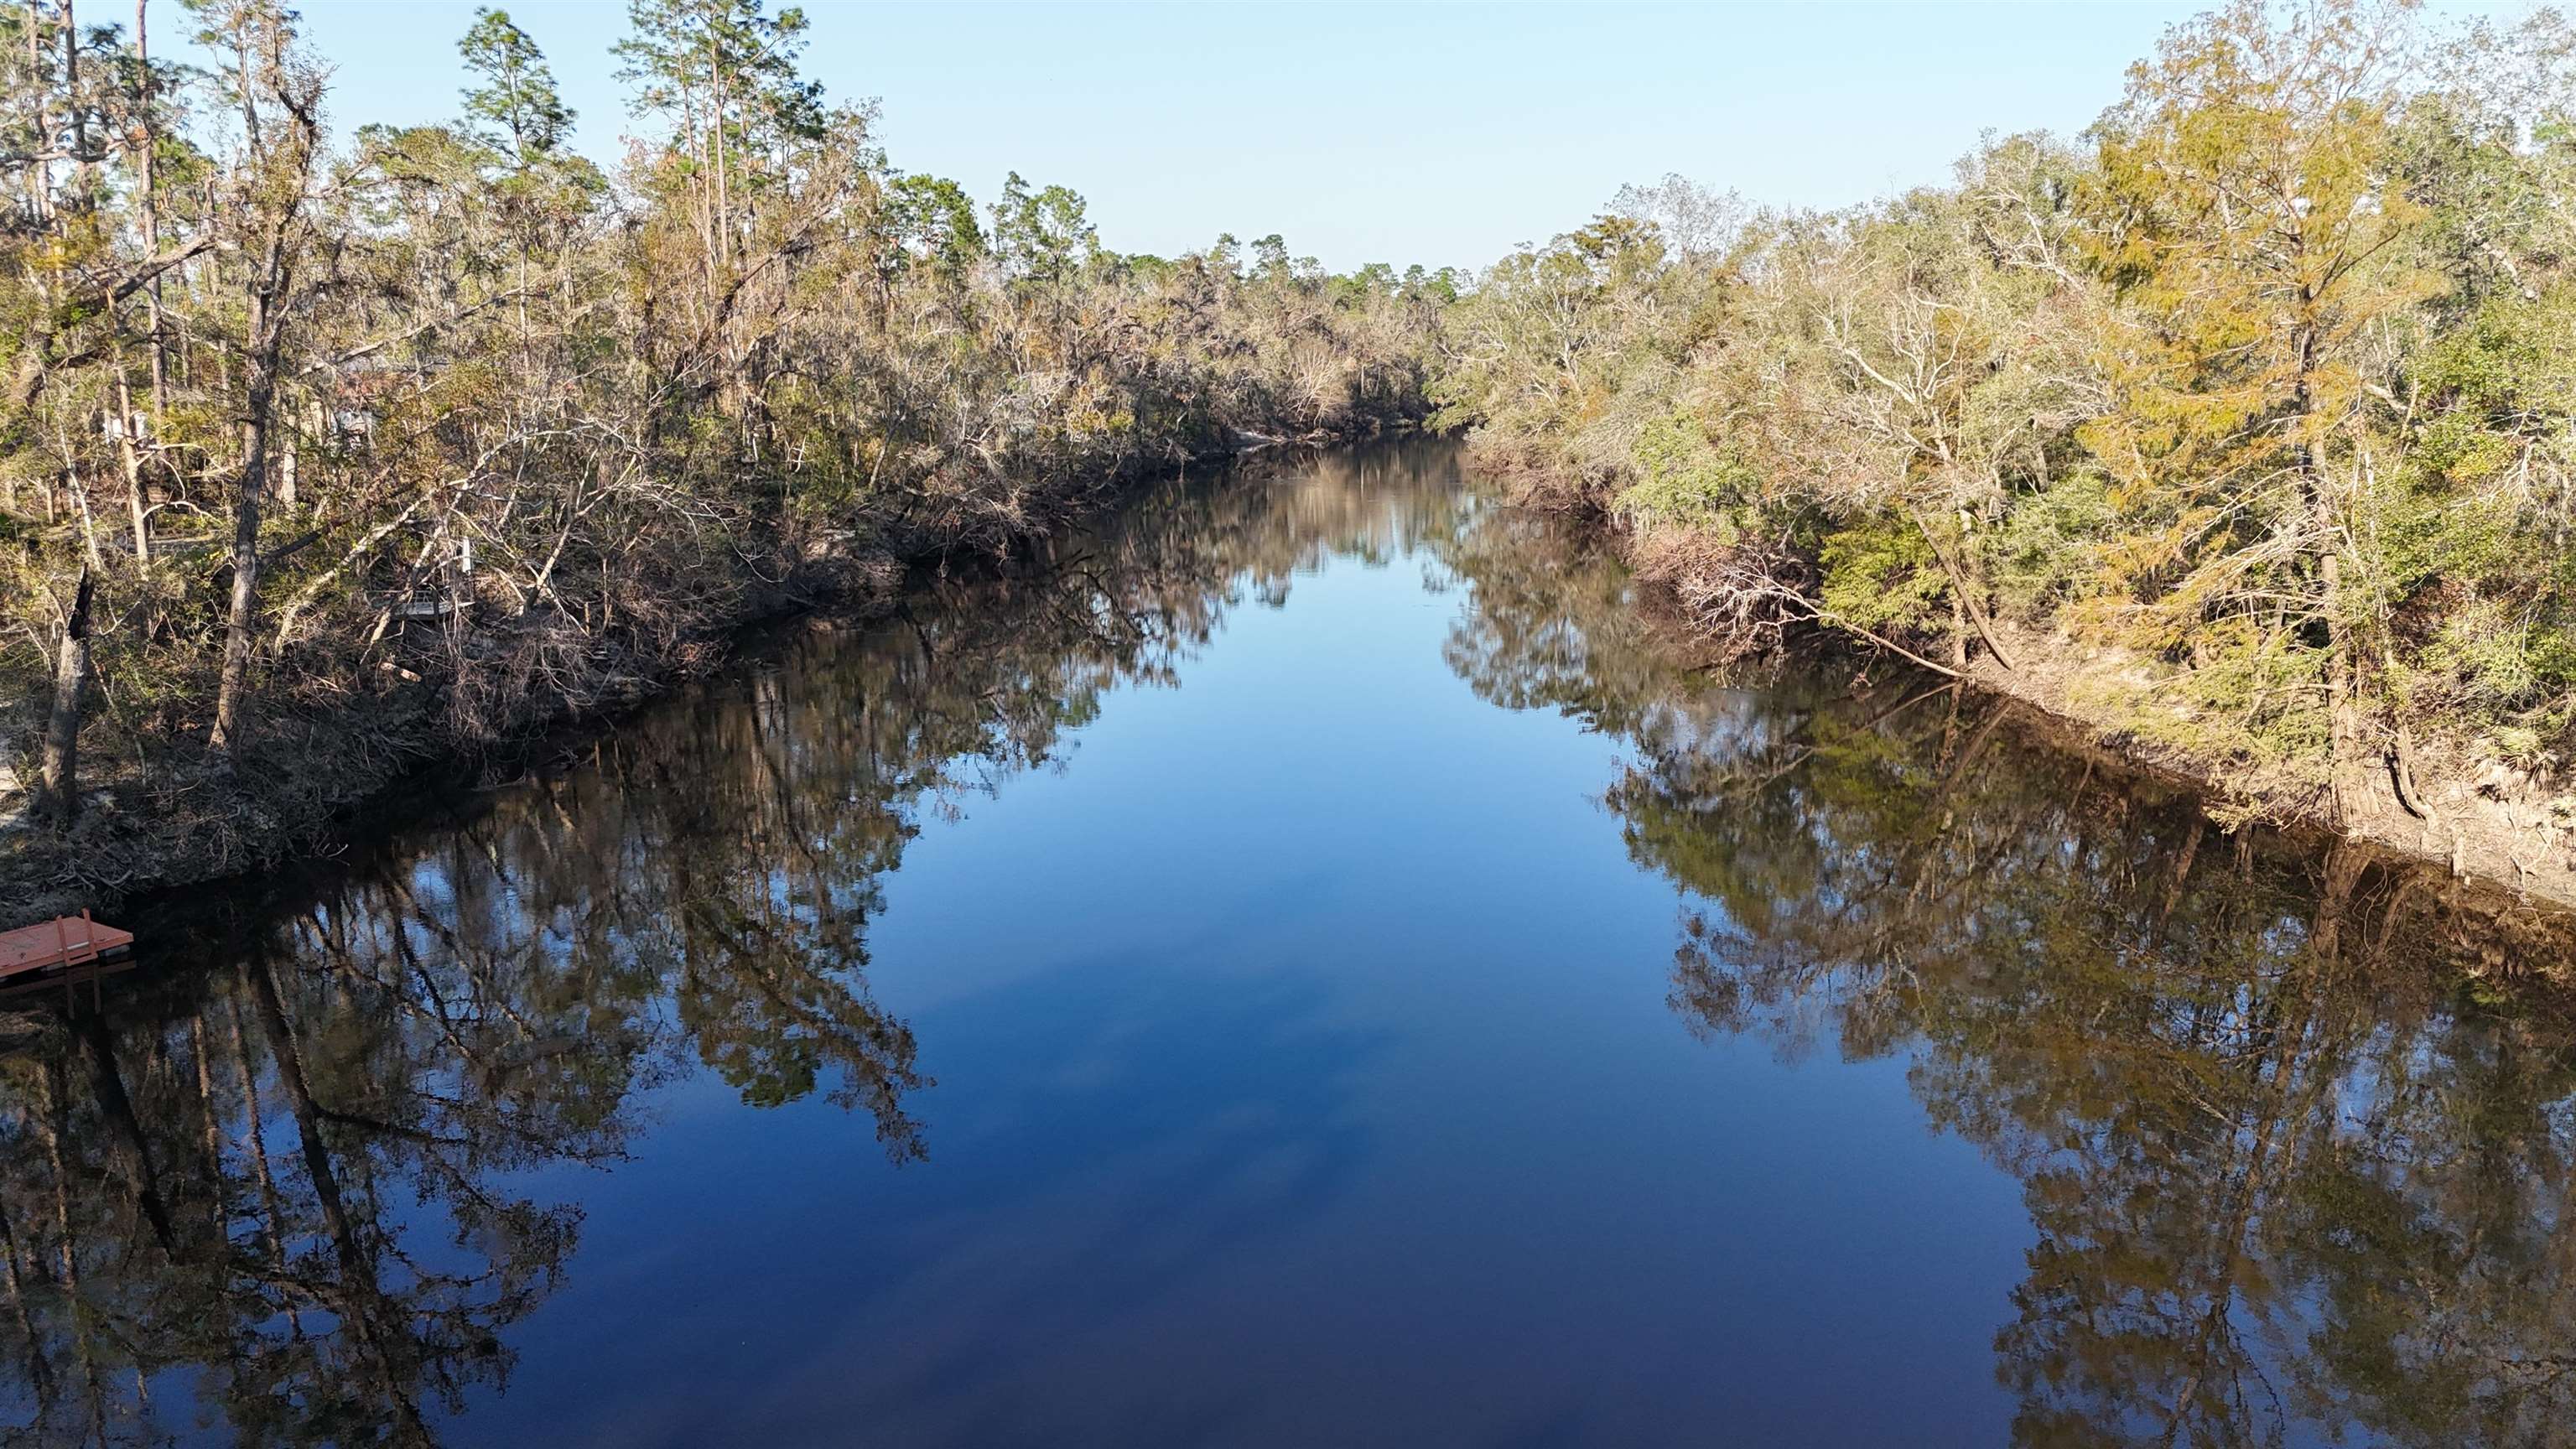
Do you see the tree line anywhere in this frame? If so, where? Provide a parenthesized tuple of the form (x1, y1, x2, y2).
(21, 0, 2576, 899)
(0, 0, 1452, 888)
(1431, 0, 2576, 844)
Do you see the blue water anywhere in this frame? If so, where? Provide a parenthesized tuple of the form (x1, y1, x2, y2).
(13, 442, 2573, 1447)
(486, 533, 2021, 1446)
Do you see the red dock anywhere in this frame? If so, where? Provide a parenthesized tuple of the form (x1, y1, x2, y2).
(0, 912, 134, 982)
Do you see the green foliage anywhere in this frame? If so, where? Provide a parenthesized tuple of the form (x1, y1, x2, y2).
(1430, 206, 1729, 485)
(1995, 469, 2116, 614)
(1436, 0, 2576, 802)
(2425, 597, 2544, 705)
(615, 0, 823, 146)
(1818, 516, 1946, 633)
(1613, 408, 1757, 539)
(883, 172, 986, 279)
(460, 8, 574, 163)
(990, 171, 1098, 283)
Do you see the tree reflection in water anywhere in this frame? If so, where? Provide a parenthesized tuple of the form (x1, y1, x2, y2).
(3, 440, 2572, 1446)
(1436, 492, 2576, 1448)
(0, 444, 1463, 1446)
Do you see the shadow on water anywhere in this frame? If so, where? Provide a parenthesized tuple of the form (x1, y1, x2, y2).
(1, 438, 2573, 1445)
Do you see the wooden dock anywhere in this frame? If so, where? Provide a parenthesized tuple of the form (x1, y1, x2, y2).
(0, 912, 133, 983)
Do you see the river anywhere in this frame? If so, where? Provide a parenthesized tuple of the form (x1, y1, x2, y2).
(6, 440, 2574, 1447)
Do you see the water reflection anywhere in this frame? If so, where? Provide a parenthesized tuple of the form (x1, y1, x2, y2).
(1437, 500, 2576, 1446)
(0, 440, 2570, 1446)
(0, 445, 1464, 1446)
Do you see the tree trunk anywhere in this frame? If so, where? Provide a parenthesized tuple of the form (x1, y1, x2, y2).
(61, 0, 91, 200)
(207, 400, 268, 756)
(114, 370, 149, 569)
(2292, 310, 2368, 828)
(36, 565, 95, 828)
(206, 12, 317, 756)
(2310, 841, 2366, 966)
(23, 9, 51, 226)
(210, 216, 297, 755)
(1910, 510, 2015, 671)
(137, 0, 172, 422)
(75, 1010, 176, 1257)
(2320, 530, 2368, 829)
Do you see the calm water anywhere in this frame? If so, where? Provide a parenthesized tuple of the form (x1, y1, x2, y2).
(8, 441, 2576, 1447)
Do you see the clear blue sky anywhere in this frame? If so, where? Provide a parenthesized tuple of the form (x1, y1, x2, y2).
(269, 1, 2522, 272)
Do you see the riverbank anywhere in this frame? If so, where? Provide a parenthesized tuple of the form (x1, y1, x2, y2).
(22, 428, 2573, 952)
(1477, 454, 2576, 922)
(0, 432, 1381, 924)
(0, 0, 1465, 927)
(1951, 626, 2576, 914)
(1420, 3, 2576, 930)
